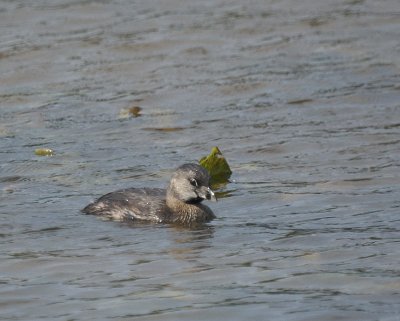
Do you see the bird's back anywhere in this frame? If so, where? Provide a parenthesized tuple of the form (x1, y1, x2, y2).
(82, 188, 168, 222)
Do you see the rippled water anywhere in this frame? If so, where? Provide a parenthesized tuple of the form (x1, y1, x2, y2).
(1, 0, 400, 320)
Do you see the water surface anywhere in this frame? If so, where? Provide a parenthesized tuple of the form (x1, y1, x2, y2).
(1, 0, 400, 320)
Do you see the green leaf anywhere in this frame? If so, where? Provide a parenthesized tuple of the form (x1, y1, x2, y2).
(199, 147, 232, 185)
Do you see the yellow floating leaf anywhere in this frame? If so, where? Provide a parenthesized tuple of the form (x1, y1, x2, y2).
(35, 148, 54, 156)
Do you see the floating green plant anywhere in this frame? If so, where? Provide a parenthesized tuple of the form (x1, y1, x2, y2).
(199, 147, 232, 185)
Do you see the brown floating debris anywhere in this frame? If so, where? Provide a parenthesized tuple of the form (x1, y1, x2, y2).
(142, 127, 185, 132)
(119, 106, 142, 119)
(287, 99, 313, 105)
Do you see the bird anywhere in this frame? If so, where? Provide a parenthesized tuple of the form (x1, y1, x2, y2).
(82, 163, 216, 225)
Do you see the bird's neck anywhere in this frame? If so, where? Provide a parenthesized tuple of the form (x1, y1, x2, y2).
(165, 195, 203, 223)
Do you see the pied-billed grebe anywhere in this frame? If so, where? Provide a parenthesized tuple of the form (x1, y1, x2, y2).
(82, 163, 216, 225)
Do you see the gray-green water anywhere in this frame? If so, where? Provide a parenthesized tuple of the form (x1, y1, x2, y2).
(1, 1, 400, 320)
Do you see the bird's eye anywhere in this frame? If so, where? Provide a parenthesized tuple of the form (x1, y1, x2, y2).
(189, 178, 198, 187)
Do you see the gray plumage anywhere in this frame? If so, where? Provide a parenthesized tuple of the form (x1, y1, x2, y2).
(82, 163, 216, 225)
